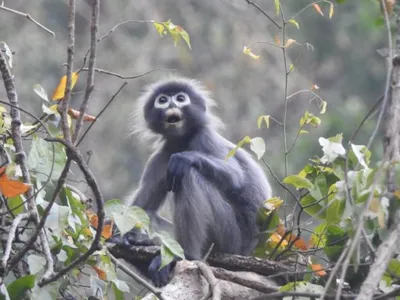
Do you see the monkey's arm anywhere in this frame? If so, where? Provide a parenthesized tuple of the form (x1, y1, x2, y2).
(131, 152, 171, 232)
(167, 151, 245, 193)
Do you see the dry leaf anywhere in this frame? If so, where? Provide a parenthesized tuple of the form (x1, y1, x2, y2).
(68, 108, 96, 122)
(0, 166, 30, 197)
(310, 263, 327, 276)
(102, 220, 113, 239)
(313, 3, 324, 16)
(52, 72, 79, 100)
(92, 265, 107, 280)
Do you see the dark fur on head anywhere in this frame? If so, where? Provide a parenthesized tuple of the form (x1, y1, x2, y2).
(130, 76, 223, 146)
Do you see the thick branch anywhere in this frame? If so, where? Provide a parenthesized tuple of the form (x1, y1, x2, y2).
(107, 243, 297, 285)
(0, 50, 54, 279)
(356, 221, 400, 300)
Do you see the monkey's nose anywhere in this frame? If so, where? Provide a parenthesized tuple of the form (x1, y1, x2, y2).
(165, 108, 183, 124)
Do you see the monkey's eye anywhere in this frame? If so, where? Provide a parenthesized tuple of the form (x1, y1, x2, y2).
(154, 94, 170, 109)
(173, 93, 190, 107)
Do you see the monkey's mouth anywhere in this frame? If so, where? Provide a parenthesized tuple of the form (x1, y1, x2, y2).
(166, 115, 182, 124)
(164, 109, 184, 128)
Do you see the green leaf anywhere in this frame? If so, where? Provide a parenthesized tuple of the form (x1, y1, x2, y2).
(320, 100, 327, 114)
(28, 136, 67, 182)
(387, 259, 400, 277)
(177, 26, 192, 50)
(283, 175, 313, 189)
(112, 282, 124, 300)
(104, 199, 125, 218)
(6, 275, 35, 300)
(112, 279, 130, 293)
(159, 245, 175, 270)
(27, 254, 46, 275)
(299, 129, 309, 134)
(225, 136, 251, 160)
(326, 197, 344, 224)
(319, 134, 346, 164)
(39, 202, 70, 236)
(31, 282, 59, 300)
(113, 206, 150, 235)
(33, 84, 49, 102)
(153, 22, 166, 37)
(274, 0, 280, 15)
(309, 174, 328, 201)
(350, 144, 371, 169)
(156, 231, 185, 259)
(288, 19, 299, 29)
(250, 137, 265, 160)
(257, 115, 270, 129)
(6, 195, 24, 215)
(300, 194, 326, 218)
(309, 223, 327, 248)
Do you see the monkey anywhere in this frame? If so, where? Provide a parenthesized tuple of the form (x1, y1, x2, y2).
(123, 76, 272, 287)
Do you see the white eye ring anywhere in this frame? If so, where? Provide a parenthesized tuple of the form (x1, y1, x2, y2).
(154, 94, 171, 109)
(172, 92, 190, 107)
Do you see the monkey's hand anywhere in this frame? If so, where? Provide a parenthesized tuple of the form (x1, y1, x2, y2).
(167, 152, 200, 192)
(148, 255, 180, 287)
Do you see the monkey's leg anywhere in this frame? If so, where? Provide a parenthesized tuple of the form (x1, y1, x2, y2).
(174, 168, 242, 258)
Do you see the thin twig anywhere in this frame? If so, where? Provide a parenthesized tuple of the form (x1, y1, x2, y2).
(79, 67, 173, 80)
(107, 249, 166, 300)
(76, 82, 127, 146)
(366, 0, 393, 150)
(72, 0, 99, 143)
(0, 5, 55, 36)
(0, 212, 31, 272)
(97, 19, 154, 43)
(244, 0, 281, 29)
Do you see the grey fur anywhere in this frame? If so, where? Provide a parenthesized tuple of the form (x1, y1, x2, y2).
(128, 77, 272, 284)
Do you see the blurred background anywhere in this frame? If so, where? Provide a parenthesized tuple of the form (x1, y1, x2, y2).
(0, 0, 387, 202)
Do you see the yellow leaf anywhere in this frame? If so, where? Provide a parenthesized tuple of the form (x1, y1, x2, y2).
(289, 64, 295, 72)
(299, 129, 309, 134)
(269, 232, 288, 248)
(320, 100, 327, 114)
(257, 115, 270, 129)
(288, 19, 299, 29)
(263, 197, 283, 211)
(153, 22, 166, 37)
(52, 72, 79, 100)
(274, 0, 280, 15)
(329, 3, 334, 19)
(284, 39, 296, 48)
(243, 46, 260, 60)
(313, 3, 324, 16)
(175, 25, 192, 50)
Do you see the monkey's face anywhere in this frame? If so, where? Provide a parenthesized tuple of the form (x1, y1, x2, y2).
(144, 84, 208, 138)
